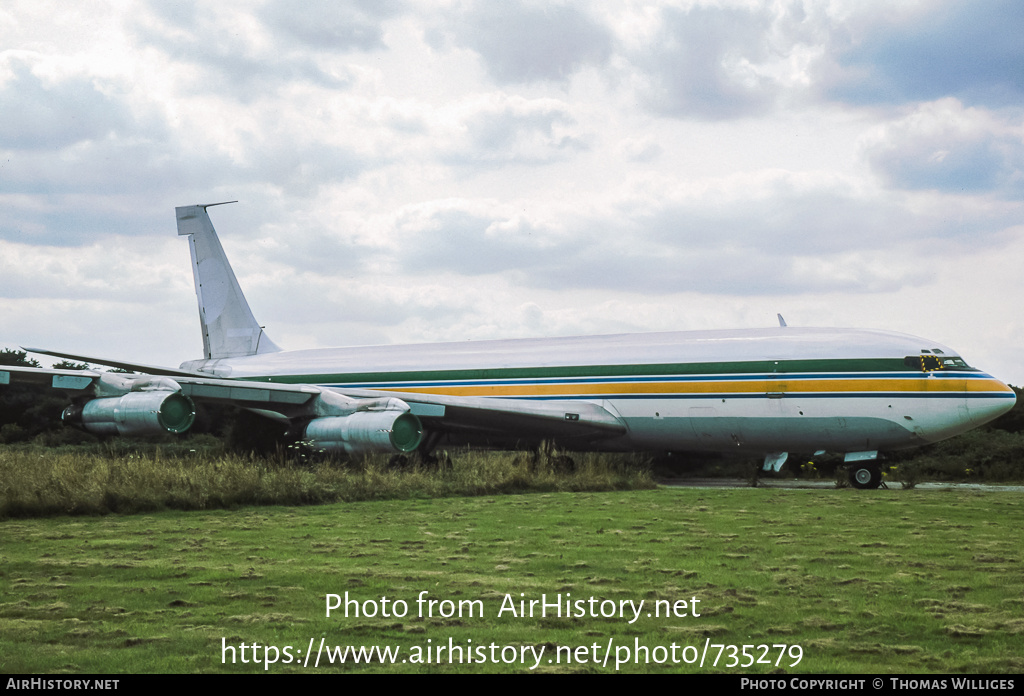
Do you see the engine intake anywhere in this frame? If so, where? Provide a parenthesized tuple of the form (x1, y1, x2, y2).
(303, 411, 424, 455)
(63, 391, 196, 436)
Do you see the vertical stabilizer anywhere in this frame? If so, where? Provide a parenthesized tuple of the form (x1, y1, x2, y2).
(175, 202, 281, 359)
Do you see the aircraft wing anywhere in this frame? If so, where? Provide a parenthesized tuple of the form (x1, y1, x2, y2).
(2, 364, 107, 391)
(177, 380, 627, 442)
(1, 363, 314, 405)
(2, 363, 627, 452)
(327, 386, 628, 443)
(20, 347, 207, 377)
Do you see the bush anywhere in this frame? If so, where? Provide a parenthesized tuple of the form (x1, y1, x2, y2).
(887, 428, 1024, 483)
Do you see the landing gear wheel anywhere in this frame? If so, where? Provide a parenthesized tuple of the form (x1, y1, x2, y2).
(849, 465, 882, 489)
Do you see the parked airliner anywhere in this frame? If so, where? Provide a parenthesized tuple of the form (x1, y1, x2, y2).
(3, 203, 1015, 489)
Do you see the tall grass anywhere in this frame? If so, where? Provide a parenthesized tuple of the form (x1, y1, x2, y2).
(0, 443, 654, 519)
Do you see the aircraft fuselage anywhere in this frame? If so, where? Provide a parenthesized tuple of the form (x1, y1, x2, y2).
(181, 326, 1016, 456)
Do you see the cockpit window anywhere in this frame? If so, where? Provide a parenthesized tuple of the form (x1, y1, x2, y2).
(904, 355, 972, 372)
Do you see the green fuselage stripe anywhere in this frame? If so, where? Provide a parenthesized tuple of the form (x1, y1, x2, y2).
(255, 357, 958, 387)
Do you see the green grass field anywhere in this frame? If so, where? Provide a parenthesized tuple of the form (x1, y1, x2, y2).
(2, 485, 1021, 674)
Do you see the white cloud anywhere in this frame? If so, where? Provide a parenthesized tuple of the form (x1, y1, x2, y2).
(261, 0, 405, 53)
(0, 0, 1022, 387)
(822, 0, 1024, 107)
(430, 0, 613, 84)
(627, 3, 781, 119)
(0, 56, 135, 150)
(440, 93, 587, 166)
(860, 99, 1024, 198)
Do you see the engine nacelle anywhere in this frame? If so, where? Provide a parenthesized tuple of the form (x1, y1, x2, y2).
(303, 411, 424, 455)
(63, 391, 196, 437)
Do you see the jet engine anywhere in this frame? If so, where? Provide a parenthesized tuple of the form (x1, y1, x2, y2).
(62, 391, 197, 437)
(303, 410, 424, 455)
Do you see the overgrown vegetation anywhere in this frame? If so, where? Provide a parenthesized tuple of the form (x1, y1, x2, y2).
(0, 440, 654, 519)
(886, 427, 1024, 484)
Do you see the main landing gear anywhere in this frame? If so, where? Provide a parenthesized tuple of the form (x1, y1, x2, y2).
(848, 463, 882, 489)
(843, 451, 884, 489)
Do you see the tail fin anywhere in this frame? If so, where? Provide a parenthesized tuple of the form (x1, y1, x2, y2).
(175, 202, 281, 359)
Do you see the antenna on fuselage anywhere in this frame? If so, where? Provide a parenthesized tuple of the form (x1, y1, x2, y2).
(777, 313, 788, 328)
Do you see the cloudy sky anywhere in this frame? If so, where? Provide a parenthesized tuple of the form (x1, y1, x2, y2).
(1, 0, 1022, 384)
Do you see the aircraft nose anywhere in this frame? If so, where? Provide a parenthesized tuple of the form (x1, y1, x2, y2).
(967, 377, 1017, 426)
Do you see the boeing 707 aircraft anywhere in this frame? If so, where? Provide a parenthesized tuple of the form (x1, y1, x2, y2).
(3, 203, 1016, 489)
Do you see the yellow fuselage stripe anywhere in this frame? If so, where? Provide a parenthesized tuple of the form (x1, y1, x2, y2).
(364, 377, 1009, 398)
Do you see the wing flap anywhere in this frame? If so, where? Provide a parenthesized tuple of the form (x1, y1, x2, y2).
(178, 379, 318, 406)
(1, 365, 103, 391)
